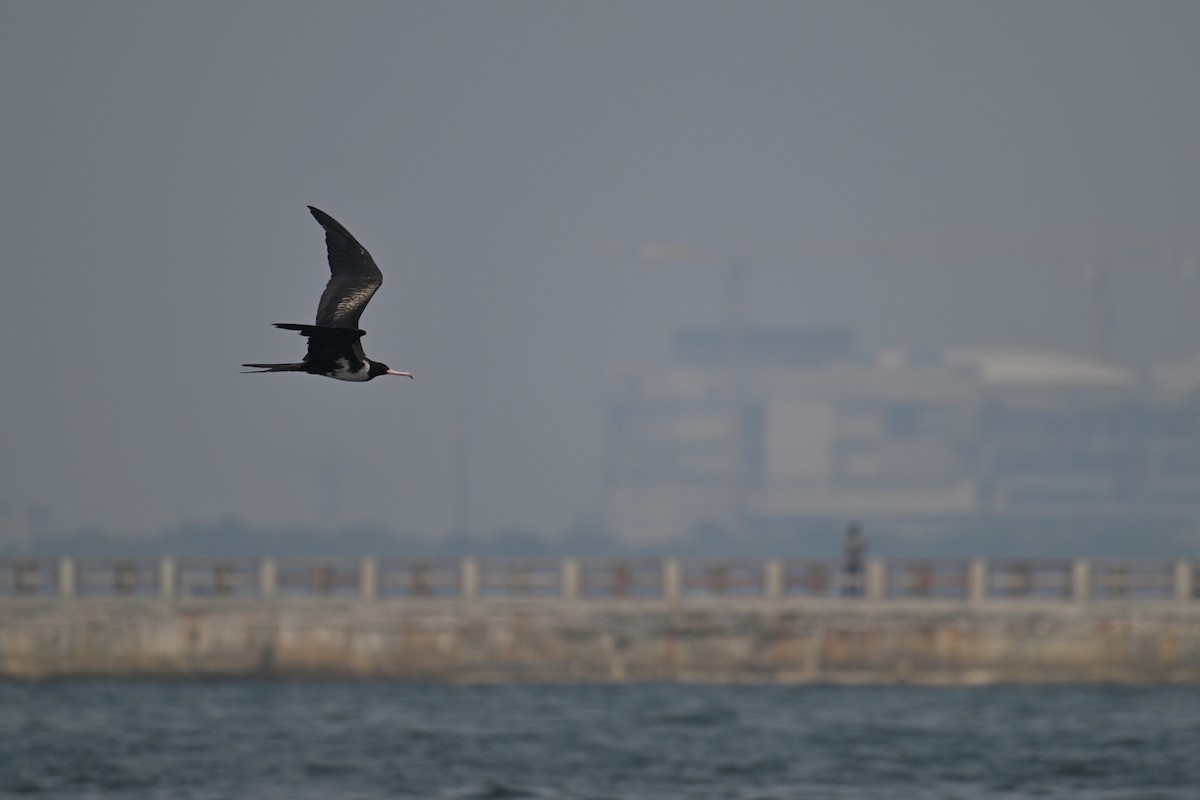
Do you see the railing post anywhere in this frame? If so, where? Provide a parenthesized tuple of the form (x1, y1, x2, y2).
(1071, 559, 1091, 603)
(1175, 560, 1195, 603)
(865, 558, 885, 601)
(967, 558, 988, 604)
(58, 557, 75, 599)
(159, 556, 175, 600)
(764, 558, 783, 599)
(360, 557, 378, 600)
(460, 557, 479, 601)
(561, 558, 580, 601)
(663, 558, 682, 601)
(258, 558, 277, 599)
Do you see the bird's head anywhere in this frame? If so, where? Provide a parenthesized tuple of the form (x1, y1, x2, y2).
(369, 361, 413, 380)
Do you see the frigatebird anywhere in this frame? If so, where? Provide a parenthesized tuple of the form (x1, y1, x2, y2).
(243, 206, 412, 381)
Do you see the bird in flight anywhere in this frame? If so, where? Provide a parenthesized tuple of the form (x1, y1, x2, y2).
(243, 206, 412, 381)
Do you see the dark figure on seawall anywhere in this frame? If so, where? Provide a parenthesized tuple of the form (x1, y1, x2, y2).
(843, 522, 866, 596)
(243, 206, 413, 382)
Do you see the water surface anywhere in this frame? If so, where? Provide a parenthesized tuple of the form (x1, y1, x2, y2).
(2, 682, 1198, 799)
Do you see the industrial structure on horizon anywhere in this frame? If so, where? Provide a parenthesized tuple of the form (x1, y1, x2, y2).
(603, 326, 1200, 543)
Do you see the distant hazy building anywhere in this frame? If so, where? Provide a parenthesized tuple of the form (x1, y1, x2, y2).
(603, 327, 1200, 543)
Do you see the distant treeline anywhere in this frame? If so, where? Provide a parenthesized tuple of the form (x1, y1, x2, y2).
(15, 515, 1200, 559)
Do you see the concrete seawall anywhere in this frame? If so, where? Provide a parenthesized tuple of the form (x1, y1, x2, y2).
(3, 556, 1199, 683)
(4, 598, 1200, 683)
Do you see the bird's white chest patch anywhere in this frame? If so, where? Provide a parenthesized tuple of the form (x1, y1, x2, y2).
(327, 358, 372, 382)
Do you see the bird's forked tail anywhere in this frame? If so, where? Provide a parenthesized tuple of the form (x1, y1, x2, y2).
(241, 362, 306, 373)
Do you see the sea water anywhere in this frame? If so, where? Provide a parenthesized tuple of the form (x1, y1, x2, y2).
(1, 682, 1198, 799)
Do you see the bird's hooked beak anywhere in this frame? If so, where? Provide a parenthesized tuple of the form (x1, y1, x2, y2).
(387, 369, 414, 378)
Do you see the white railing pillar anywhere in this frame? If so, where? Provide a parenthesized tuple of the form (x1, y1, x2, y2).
(1071, 559, 1091, 604)
(864, 558, 885, 601)
(58, 557, 76, 599)
(1174, 560, 1194, 603)
(258, 558, 277, 599)
(159, 556, 176, 600)
(663, 558, 682, 601)
(561, 558, 580, 601)
(460, 557, 479, 601)
(764, 558, 783, 599)
(360, 557, 378, 600)
(967, 558, 988, 604)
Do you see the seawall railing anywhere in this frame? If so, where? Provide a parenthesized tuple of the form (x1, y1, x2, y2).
(1, 557, 1197, 604)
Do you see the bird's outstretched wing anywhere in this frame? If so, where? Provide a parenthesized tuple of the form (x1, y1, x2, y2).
(308, 206, 383, 329)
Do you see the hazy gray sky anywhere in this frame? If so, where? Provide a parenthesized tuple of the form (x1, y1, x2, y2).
(3, 2, 1200, 541)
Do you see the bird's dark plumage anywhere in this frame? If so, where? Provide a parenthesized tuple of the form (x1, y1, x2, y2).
(242, 207, 412, 381)
(309, 205, 383, 330)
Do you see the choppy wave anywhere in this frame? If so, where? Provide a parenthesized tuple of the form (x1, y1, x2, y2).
(1, 682, 1197, 798)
